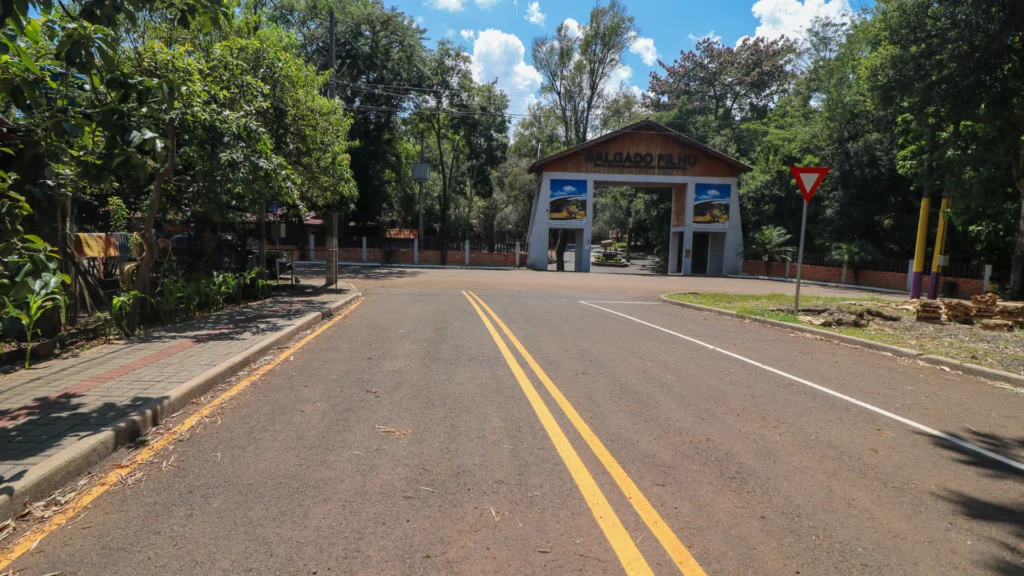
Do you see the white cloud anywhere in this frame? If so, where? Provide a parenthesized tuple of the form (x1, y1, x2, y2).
(563, 185, 577, 192)
(687, 30, 722, 44)
(460, 29, 477, 41)
(474, 0, 501, 7)
(751, 0, 851, 40)
(469, 29, 543, 109)
(561, 18, 582, 39)
(446, 28, 455, 37)
(629, 36, 659, 66)
(525, 1, 545, 26)
(415, 15, 426, 27)
(425, 0, 464, 12)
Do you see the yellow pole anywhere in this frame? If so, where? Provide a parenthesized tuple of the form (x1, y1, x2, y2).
(927, 197, 950, 299)
(910, 191, 931, 299)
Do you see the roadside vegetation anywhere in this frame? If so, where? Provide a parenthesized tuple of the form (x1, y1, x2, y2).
(665, 292, 1024, 376)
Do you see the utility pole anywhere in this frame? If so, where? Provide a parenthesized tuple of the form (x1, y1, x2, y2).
(418, 135, 425, 244)
(325, 7, 338, 288)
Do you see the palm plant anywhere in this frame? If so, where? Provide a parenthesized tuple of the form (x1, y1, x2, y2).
(827, 241, 879, 285)
(743, 226, 795, 276)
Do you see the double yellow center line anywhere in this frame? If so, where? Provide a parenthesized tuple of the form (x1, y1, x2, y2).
(462, 291, 706, 576)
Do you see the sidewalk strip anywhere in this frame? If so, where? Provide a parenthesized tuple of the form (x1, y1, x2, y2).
(461, 291, 653, 576)
(0, 340, 199, 428)
(0, 298, 363, 571)
(469, 291, 707, 576)
(580, 300, 1024, 474)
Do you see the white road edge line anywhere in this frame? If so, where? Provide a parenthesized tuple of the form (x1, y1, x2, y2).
(579, 300, 1024, 473)
(578, 301, 660, 304)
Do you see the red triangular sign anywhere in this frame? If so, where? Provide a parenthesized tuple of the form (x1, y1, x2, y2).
(790, 166, 830, 202)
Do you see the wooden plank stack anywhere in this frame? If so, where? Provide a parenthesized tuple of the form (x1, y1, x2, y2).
(995, 302, 1024, 326)
(971, 293, 1000, 321)
(942, 299, 975, 324)
(980, 319, 1014, 332)
(915, 300, 945, 323)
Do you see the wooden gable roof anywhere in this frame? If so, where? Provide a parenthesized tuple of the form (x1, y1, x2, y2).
(527, 120, 752, 177)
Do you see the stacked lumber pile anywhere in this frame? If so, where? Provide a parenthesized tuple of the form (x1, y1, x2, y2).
(971, 293, 1000, 321)
(915, 300, 944, 323)
(995, 302, 1024, 326)
(942, 299, 975, 324)
(980, 319, 1014, 332)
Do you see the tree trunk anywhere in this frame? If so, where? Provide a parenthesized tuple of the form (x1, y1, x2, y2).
(841, 262, 848, 284)
(258, 195, 267, 270)
(57, 194, 75, 326)
(128, 120, 176, 334)
(1011, 150, 1024, 300)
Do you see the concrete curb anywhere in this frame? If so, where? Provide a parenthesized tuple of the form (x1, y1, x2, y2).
(659, 295, 1024, 388)
(726, 274, 909, 295)
(0, 285, 362, 520)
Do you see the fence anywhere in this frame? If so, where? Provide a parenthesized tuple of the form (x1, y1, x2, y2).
(309, 235, 529, 268)
(741, 258, 989, 298)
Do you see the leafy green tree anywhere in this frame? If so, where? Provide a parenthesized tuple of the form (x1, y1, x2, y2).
(647, 36, 796, 158)
(510, 102, 564, 161)
(827, 241, 879, 284)
(862, 0, 1024, 295)
(744, 225, 795, 275)
(531, 0, 637, 269)
(597, 87, 649, 134)
(269, 0, 425, 225)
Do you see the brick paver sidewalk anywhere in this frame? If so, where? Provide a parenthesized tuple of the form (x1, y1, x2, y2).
(0, 285, 353, 496)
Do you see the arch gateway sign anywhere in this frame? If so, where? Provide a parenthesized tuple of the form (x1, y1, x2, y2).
(525, 120, 752, 275)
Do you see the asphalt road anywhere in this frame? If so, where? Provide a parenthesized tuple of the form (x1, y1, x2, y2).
(8, 269, 1023, 575)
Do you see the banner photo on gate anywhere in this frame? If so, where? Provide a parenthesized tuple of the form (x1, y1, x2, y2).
(692, 183, 730, 228)
(549, 179, 588, 223)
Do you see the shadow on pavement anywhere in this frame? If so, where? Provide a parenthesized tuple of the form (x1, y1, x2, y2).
(0, 394, 166, 496)
(921, 428, 1024, 575)
(337, 266, 424, 281)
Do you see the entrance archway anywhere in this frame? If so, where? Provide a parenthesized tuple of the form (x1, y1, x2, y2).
(525, 120, 751, 276)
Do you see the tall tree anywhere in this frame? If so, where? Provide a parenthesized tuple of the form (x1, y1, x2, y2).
(531, 0, 637, 269)
(646, 36, 795, 158)
(863, 0, 1024, 296)
(270, 0, 425, 225)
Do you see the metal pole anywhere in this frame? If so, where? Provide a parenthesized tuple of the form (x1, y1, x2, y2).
(418, 181, 424, 247)
(793, 200, 808, 314)
(418, 135, 425, 246)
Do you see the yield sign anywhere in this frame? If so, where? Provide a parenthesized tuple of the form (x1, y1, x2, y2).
(790, 166, 830, 202)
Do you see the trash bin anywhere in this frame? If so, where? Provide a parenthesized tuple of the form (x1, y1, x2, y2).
(940, 280, 957, 298)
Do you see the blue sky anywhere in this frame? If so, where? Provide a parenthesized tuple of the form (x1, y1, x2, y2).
(385, 0, 868, 116)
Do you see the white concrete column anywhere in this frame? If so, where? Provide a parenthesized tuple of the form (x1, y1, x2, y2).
(515, 241, 520, 268)
(414, 238, 419, 265)
(906, 259, 914, 292)
(362, 236, 367, 262)
(682, 228, 694, 275)
(668, 231, 680, 274)
(308, 233, 315, 261)
(574, 229, 589, 272)
(983, 264, 993, 293)
(465, 239, 470, 266)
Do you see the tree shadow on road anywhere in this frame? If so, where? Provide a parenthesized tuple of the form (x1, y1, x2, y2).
(919, 428, 1024, 575)
(0, 394, 167, 499)
(337, 266, 424, 281)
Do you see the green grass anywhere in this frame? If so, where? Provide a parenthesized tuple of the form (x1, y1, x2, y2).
(664, 292, 1024, 375)
(664, 292, 892, 324)
(664, 292, 911, 344)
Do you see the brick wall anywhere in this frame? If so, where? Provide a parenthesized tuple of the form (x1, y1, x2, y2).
(741, 259, 985, 297)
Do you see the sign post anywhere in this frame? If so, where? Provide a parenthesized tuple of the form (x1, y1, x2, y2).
(789, 166, 830, 314)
